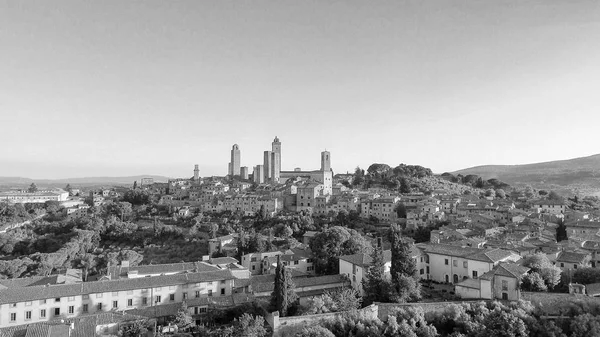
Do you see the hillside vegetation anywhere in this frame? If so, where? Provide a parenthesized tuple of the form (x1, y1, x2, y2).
(453, 154, 600, 196)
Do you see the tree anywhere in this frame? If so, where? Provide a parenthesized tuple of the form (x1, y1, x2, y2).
(133, 180, 138, 190)
(495, 189, 506, 199)
(570, 313, 600, 337)
(399, 177, 411, 194)
(28, 183, 38, 193)
(395, 203, 407, 219)
(174, 302, 195, 331)
(233, 314, 268, 337)
(65, 184, 72, 194)
(556, 219, 568, 242)
(271, 255, 297, 317)
(573, 268, 600, 285)
(389, 225, 416, 277)
(548, 191, 564, 202)
(363, 243, 390, 305)
(521, 272, 548, 292)
(295, 326, 335, 337)
(389, 224, 420, 302)
(523, 253, 561, 289)
(120, 319, 151, 337)
(309, 226, 371, 275)
(485, 189, 496, 198)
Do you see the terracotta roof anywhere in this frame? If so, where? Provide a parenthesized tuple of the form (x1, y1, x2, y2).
(0, 269, 234, 305)
(339, 250, 392, 268)
(108, 261, 219, 279)
(455, 278, 481, 290)
(251, 275, 348, 294)
(556, 251, 589, 264)
(420, 244, 514, 263)
(209, 257, 239, 265)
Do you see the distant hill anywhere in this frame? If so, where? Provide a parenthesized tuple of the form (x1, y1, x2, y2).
(452, 154, 600, 195)
(0, 175, 171, 188)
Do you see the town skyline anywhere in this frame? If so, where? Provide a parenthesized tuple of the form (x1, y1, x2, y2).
(2, 1, 600, 179)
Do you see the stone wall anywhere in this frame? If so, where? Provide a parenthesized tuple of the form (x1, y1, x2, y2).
(375, 301, 477, 321)
(521, 291, 600, 315)
(267, 304, 378, 336)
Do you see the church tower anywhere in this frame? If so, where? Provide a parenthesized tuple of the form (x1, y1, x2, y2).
(272, 136, 281, 172)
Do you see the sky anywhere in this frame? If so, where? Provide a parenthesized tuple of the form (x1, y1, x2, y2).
(1, 0, 599, 179)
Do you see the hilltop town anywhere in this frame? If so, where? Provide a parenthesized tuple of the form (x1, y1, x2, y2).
(1, 137, 600, 336)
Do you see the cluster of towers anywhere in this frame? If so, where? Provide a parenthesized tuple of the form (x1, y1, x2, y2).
(227, 137, 281, 183)
(253, 137, 281, 184)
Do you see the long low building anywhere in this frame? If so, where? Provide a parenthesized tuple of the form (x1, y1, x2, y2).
(0, 268, 235, 326)
(0, 189, 69, 203)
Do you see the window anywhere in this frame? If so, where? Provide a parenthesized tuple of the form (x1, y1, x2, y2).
(97, 303, 103, 311)
(155, 295, 162, 303)
(221, 288, 225, 295)
(55, 298, 61, 302)
(169, 294, 175, 301)
(426, 266, 430, 274)
(54, 308, 60, 316)
(208, 290, 213, 297)
(25, 301, 32, 306)
(112, 301, 118, 309)
(501, 280, 508, 291)
(10, 313, 16, 322)
(560, 263, 565, 267)
(96, 293, 103, 298)
(252, 265, 256, 271)
(294, 260, 299, 265)
(183, 293, 188, 300)
(83, 304, 88, 313)
(420, 269, 424, 275)
(127, 299, 133, 307)
(251, 257, 257, 262)
(453, 260, 458, 267)
(26, 311, 32, 320)
(307, 266, 314, 272)
(68, 306, 74, 314)
(142, 297, 148, 305)
(445, 259, 449, 265)
(195, 291, 200, 298)
(574, 264, 578, 269)
(40, 299, 47, 305)
(68, 296, 75, 302)
(40, 309, 46, 318)
(472, 271, 478, 278)
(82, 294, 89, 299)
(463, 261, 468, 268)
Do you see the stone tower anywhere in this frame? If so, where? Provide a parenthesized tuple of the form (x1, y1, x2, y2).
(193, 164, 199, 181)
(263, 151, 273, 182)
(230, 144, 241, 176)
(272, 136, 281, 172)
(271, 152, 280, 183)
(321, 150, 331, 172)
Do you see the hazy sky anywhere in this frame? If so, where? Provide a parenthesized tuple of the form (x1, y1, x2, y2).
(1, 1, 599, 179)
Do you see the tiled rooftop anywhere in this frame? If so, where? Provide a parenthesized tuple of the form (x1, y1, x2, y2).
(0, 269, 234, 305)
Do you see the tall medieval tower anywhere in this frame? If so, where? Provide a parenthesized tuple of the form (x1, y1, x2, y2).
(272, 136, 281, 172)
(230, 144, 241, 176)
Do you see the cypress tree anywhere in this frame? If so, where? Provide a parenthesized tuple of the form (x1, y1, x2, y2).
(271, 255, 297, 316)
(362, 244, 388, 305)
(389, 224, 417, 279)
